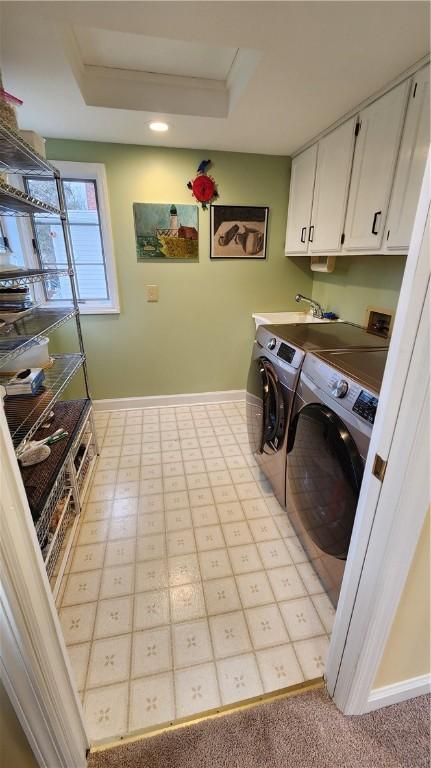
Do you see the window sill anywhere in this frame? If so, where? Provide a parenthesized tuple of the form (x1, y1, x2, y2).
(79, 306, 120, 316)
(38, 301, 120, 316)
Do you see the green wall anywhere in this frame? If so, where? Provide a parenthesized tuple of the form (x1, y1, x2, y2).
(46, 139, 406, 401)
(311, 254, 406, 326)
(47, 139, 312, 400)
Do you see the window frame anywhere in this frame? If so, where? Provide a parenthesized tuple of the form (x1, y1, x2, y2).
(28, 161, 120, 315)
(0, 213, 28, 268)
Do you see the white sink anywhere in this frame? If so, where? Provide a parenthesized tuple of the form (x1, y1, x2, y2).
(252, 311, 335, 328)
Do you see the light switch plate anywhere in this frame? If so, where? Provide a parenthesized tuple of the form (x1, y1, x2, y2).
(146, 284, 159, 302)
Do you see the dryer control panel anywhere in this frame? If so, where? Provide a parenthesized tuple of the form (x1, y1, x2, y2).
(301, 353, 380, 427)
(352, 390, 378, 424)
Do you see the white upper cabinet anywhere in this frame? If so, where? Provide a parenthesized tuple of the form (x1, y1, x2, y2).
(384, 65, 430, 251)
(285, 144, 317, 254)
(343, 80, 410, 251)
(309, 118, 356, 253)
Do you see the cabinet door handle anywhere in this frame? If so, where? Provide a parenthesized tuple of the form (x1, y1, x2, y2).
(308, 226, 314, 243)
(300, 227, 306, 243)
(371, 211, 382, 235)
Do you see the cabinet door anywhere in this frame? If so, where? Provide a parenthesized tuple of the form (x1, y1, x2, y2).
(309, 118, 356, 253)
(343, 80, 409, 251)
(285, 144, 317, 254)
(385, 66, 430, 250)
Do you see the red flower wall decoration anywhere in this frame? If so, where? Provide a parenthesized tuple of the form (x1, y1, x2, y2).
(187, 159, 219, 210)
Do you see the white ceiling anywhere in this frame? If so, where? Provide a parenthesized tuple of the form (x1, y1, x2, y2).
(1, 1, 430, 155)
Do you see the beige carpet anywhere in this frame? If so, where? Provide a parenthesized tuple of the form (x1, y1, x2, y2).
(88, 688, 430, 768)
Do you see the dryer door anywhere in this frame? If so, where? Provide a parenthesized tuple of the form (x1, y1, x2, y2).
(246, 357, 286, 456)
(287, 403, 363, 559)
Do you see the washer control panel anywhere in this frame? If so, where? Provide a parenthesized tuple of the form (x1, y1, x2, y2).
(277, 342, 296, 364)
(256, 325, 304, 370)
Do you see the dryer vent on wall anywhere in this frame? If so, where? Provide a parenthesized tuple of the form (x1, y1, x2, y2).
(365, 306, 394, 339)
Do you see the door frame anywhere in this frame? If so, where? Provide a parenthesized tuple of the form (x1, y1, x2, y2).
(325, 151, 431, 713)
(0, 405, 88, 768)
(1, 157, 429, 765)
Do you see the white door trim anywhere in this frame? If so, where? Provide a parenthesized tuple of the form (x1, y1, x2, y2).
(325, 150, 431, 713)
(0, 404, 88, 767)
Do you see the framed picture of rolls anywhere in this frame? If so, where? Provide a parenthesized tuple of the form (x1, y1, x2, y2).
(210, 205, 269, 260)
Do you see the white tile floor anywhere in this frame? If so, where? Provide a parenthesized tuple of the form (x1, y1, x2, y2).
(58, 401, 333, 745)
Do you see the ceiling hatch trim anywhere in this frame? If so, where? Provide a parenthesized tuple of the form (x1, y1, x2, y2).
(63, 23, 261, 119)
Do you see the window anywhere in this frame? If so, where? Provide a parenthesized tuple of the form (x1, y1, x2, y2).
(0, 215, 26, 268)
(25, 162, 119, 313)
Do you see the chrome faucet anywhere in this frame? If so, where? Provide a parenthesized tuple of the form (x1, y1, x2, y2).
(295, 293, 324, 319)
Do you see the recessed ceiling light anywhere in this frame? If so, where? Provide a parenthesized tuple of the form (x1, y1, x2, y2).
(149, 121, 169, 132)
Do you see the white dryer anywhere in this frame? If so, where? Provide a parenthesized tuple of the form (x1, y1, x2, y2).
(286, 348, 388, 606)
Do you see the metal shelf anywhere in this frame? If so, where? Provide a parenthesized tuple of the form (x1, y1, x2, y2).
(0, 267, 71, 288)
(0, 307, 77, 369)
(34, 402, 96, 592)
(0, 181, 63, 217)
(37, 461, 70, 547)
(31, 399, 92, 543)
(0, 120, 94, 595)
(0, 120, 59, 177)
(1, 353, 85, 451)
(51, 507, 80, 601)
(45, 490, 76, 581)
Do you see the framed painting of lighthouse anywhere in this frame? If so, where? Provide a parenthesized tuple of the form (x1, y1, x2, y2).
(133, 203, 199, 261)
(210, 205, 268, 260)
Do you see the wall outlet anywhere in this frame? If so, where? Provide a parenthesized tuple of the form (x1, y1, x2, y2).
(146, 284, 159, 302)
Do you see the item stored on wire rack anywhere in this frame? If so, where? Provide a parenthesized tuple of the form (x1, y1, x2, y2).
(74, 442, 86, 469)
(49, 497, 66, 533)
(19, 443, 51, 467)
(6, 336, 51, 371)
(5, 367, 45, 396)
(18, 426, 68, 455)
(0, 286, 32, 311)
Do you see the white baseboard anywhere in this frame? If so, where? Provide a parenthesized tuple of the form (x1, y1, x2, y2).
(93, 389, 246, 412)
(365, 673, 431, 712)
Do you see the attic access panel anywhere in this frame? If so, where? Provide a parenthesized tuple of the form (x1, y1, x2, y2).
(74, 26, 238, 81)
(68, 25, 260, 118)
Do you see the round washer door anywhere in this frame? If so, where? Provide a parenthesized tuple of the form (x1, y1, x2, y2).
(246, 357, 287, 456)
(287, 403, 363, 559)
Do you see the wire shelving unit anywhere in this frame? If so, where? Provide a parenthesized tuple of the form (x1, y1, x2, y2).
(0, 119, 98, 596)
